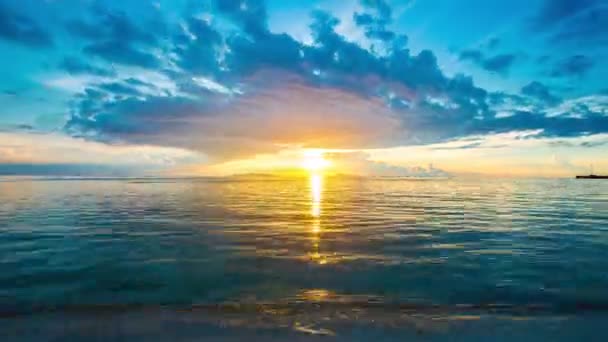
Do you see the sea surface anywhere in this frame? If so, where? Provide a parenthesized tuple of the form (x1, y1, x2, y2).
(1, 176, 608, 340)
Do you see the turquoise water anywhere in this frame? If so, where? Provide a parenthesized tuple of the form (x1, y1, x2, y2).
(1, 177, 608, 339)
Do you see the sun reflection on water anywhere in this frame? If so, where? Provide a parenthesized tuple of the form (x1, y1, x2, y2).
(309, 173, 326, 264)
(311, 174, 322, 219)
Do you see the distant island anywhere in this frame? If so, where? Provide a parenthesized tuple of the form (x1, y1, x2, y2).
(576, 174, 608, 179)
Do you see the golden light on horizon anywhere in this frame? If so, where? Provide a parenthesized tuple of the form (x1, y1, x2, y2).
(301, 150, 332, 172)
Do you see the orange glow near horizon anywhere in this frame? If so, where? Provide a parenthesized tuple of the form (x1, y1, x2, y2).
(301, 150, 332, 172)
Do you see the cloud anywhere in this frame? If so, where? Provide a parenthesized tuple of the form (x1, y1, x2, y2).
(550, 55, 595, 77)
(531, 0, 608, 44)
(537, 55, 551, 64)
(172, 16, 223, 75)
(532, 0, 595, 29)
(66, 72, 402, 160)
(476, 111, 608, 138)
(431, 142, 484, 150)
(2, 89, 19, 97)
(352, 0, 400, 44)
(215, 0, 269, 38)
(0, 0, 606, 177)
(482, 54, 516, 74)
(521, 81, 561, 105)
(553, 5, 608, 43)
(0, 4, 53, 48)
(487, 37, 500, 50)
(59, 57, 116, 77)
(580, 140, 608, 148)
(0, 123, 34, 132)
(66, 8, 157, 45)
(97, 81, 144, 97)
(459, 49, 483, 63)
(545, 95, 608, 118)
(228, 30, 302, 75)
(0, 132, 202, 171)
(367, 130, 608, 177)
(360, 0, 393, 20)
(42, 0, 606, 165)
(65, 6, 161, 68)
(459, 49, 516, 74)
(328, 151, 449, 177)
(83, 41, 160, 68)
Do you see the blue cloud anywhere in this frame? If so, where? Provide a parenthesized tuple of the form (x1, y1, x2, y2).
(97, 82, 143, 97)
(531, 0, 608, 44)
(551, 55, 595, 77)
(459, 49, 483, 63)
(65, 5, 161, 68)
(476, 111, 608, 138)
(552, 5, 608, 43)
(2, 89, 19, 97)
(0, 4, 52, 48)
(83, 41, 160, 68)
(482, 54, 516, 74)
(66, 93, 216, 143)
(487, 37, 500, 50)
(57, 0, 608, 155)
(359, 0, 393, 21)
(459, 50, 516, 75)
(353, 0, 397, 43)
(532, 0, 595, 28)
(59, 57, 116, 77)
(215, 0, 268, 38)
(66, 8, 157, 45)
(173, 16, 223, 76)
(229, 32, 302, 74)
(521, 81, 561, 105)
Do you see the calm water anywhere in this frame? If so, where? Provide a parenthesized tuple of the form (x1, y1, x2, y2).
(2, 176, 608, 337)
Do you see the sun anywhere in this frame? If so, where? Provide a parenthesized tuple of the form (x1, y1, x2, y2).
(301, 150, 332, 172)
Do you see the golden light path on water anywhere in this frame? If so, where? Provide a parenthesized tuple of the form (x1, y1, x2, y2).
(309, 173, 326, 264)
(311, 174, 322, 221)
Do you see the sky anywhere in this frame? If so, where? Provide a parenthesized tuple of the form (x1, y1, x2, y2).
(0, 0, 607, 177)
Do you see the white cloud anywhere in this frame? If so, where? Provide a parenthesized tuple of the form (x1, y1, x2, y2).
(328, 151, 449, 177)
(364, 130, 608, 177)
(546, 95, 608, 118)
(0, 132, 204, 167)
(43, 74, 107, 93)
(192, 76, 235, 95)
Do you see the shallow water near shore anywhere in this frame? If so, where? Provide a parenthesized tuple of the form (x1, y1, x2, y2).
(1, 176, 608, 340)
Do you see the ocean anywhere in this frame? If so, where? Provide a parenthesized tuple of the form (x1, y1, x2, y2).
(1, 176, 608, 340)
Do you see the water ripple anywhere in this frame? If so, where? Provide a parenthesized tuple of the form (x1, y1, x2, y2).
(1, 177, 608, 314)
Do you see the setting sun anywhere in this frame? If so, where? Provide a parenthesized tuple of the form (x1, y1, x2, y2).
(301, 150, 332, 172)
